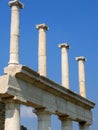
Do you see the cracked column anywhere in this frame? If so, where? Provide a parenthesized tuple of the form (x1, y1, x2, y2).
(4, 101, 20, 130)
(8, 0, 24, 66)
(36, 24, 48, 76)
(76, 56, 86, 98)
(59, 116, 73, 130)
(58, 43, 70, 89)
(34, 108, 51, 130)
(79, 122, 90, 130)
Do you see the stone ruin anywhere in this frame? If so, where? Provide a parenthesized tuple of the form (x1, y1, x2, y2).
(0, 0, 95, 130)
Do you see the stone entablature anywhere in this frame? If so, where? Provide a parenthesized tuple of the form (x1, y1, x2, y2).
(0, 65, 95, 125)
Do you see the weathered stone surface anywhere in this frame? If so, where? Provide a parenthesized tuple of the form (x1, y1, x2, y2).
(0, 65, 95, 125)
(0, 0, 95, 129)
(36, 24, 48, 76)
(8, 0, 23, 66)
(58, 43, 70, 89)
(76, 56, 87, 98)
(4, 102, 20, 130)
(34, 108, 51, 130)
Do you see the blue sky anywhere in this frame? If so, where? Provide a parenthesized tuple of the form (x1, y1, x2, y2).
(0, 0, 98, 130)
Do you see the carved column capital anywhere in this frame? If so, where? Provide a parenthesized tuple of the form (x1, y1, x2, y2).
(34, 108, 51, 130)
(76, 56, 87, 62)
(36, 24, 49, 30)
(58, 43, 70, 49)
(8, 0, 24, 9)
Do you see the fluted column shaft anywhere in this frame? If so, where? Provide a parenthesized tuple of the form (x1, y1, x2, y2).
(59, 116, 72, 130)
(36, 24, 48, 76)
(59, 43, 70, 89)
(76, 57, 86, 98)
(34, 108, 51, 130)
(4, 101, 20, 130)
(8, 0, 23, 66)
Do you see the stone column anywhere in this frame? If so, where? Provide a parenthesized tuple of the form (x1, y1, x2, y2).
(8, 0, 24, 66)
(4, 101, 20, 130)
(76, 56, 86, 98)
(79, 122, 90, 130)
(58, 43, 70, 89)
(34, 108, 51, 130)
(59, 116, 73, 130)
(36, 24, 48, 76)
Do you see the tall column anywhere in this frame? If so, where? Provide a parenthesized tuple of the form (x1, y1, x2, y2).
(79, 122, 90, 130)
(76, 56, 86, 98)
(36, 24, 48, 76)
(4, 101, 20, 130)
(59, 116, 73, 130)
(58, 43, 70, 89)
(34, 108, 51, 130)
(8, 0, 24, 66)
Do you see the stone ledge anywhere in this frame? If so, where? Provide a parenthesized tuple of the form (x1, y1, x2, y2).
(0, 65, 95, 124)
(14, 65, 95, 109)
